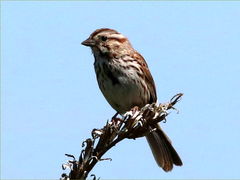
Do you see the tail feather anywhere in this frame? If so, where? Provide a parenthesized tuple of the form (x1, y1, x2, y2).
(146, 124, 182, 171)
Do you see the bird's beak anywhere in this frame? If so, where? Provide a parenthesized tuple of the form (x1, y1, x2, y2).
(81, 38, 95, 47)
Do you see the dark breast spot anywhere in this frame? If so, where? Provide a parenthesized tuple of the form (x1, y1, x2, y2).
(102, 63, 120, 86)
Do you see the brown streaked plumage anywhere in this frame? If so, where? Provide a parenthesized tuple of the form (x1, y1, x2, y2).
(82, 28, 182, 172)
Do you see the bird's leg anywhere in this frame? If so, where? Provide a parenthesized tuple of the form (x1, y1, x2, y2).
(111, 112, 123, 125)
(112, 112, 119, 119)
(111, 112, 119, 124)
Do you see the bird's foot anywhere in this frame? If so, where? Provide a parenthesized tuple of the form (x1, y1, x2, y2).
(111, 112, 123, 125)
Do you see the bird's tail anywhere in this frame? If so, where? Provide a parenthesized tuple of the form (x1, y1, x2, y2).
(146, 124, 183, 171)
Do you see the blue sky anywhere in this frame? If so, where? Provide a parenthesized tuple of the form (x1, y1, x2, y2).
(1, 1, 240, 179)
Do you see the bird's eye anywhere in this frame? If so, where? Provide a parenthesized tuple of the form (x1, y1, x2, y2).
(101, 36, 107, 41)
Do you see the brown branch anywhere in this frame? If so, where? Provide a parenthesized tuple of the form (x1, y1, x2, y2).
(61, 93, 183, 180)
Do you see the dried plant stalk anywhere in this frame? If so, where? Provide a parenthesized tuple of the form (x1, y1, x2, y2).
(61, 93, 183, 180)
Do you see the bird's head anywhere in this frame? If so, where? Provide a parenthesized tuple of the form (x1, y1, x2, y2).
(82, 28, 133, 58)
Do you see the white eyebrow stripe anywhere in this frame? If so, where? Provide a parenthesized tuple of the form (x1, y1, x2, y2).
(109, 34, 126, 39)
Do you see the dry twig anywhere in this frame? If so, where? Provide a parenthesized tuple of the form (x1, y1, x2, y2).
(61, 93, 183, 180)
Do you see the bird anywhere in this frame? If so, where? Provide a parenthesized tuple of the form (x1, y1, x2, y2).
(81, 28, 182, 171)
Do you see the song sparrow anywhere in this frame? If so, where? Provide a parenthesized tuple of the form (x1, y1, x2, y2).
(82, 28, 182, 171)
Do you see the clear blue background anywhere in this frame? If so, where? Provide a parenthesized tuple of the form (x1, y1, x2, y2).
(1, 1, 240, 179)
